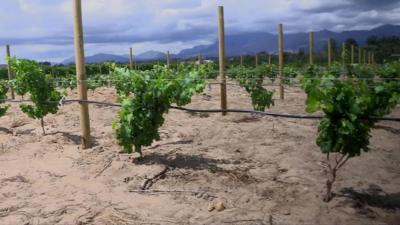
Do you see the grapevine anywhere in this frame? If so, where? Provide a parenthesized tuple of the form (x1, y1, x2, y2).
(112, 65, 209, 157)
(229, 65, 274, 111)
(0, 80, 9, 117)
(301, 65, 400, 202)
(9, 58, 62, 135)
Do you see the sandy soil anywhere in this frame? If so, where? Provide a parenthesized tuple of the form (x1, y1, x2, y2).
(0, 82, 399, 225)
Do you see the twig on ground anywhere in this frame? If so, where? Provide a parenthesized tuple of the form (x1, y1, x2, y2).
(222, 219, 266, 224)
(95, 159, 113, 178)
(128, 189, 217, 199)
(140, 166, 170, 190)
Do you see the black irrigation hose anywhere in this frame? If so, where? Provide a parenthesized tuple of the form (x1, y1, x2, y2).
(368, 116, 400, 122)
(2, 98, 400, 122)
(170, 106, 322, 119)
(61, 99, 122, 107)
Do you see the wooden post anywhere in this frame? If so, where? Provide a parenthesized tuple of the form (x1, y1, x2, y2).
(240, 55, 243, 66)
(328, 38, 332, 67)
(358, 47, 362, 64)
(372, 53, 375, 64)
(278, 24, 284, 100)
(5, 45, 15, 99)
(351, 45, 354, 64)
(360, 49, 363, 64)
(342, 43, 346, 65)
(363, 50, 367, 64)
(368, 52, 372, 65)
(135, 59, 137, 70)
(268, 55, 271, 65)
(129, 47, 134, 70)
(73, 0, 91, 149)
(309, 32, 314, 65)
(218, 6, 227, 115)
(255, 54, 258, 67)
(166, 51, 171, 67)
(134, 53, 137, 70)
(367, 52, 371, 64)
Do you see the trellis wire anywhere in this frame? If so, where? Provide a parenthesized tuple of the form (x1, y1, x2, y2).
(1, 97, 400, 122)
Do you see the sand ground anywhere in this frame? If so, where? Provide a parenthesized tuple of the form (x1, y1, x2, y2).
(0, 83, 399, 225)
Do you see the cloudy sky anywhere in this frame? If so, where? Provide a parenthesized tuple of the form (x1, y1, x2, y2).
(0, 0, 399, 63)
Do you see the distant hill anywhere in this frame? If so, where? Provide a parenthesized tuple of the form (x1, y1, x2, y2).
(178, 24, 400, 58)
(62, 51, 170, 65)
(62, 53, 129, 64)
(136, 50, 166, 61)
(62, 24, 400, 64)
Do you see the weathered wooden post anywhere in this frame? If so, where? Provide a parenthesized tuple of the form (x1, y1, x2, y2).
(351, 45, 354, 64)
(363, 49, 367, 64)
(129, 47, 134, 70)
(218, 6, 227, 115)
(73, 0, 91, 148)
(255, 54, 258, 67)
(278, 24, 284, 100)
(240, 55, 243, 66)
(368, 52, 372, 65)
(309, 32, 314, 65)
(166, 51, 171, 68)
(358, 47, 362, 64)
(134, 53, 137, 70)
(328, 38, 332, 68)
(5, 45, 15, 99)
(342, 42, 346, 65)
(372, 53, 375, 64)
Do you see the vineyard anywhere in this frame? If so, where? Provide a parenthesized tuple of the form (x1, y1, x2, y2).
(1, 2, 400, 225)
(0, 55, 399, 224)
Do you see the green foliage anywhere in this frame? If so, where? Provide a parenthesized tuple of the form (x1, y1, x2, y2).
(365, 35, 400, 63)
(228, 65, 274, 111)
(9, 58, 62, 133)
(112, 64, 136, 97)
(265, 64, 278, 83)
(283, 67, 299, 85)
(379, 61, 400, 79)
(346, 64, 376, 80)
(41, 64, 76, 78)
(112, 65, 208, 155)
(345, 38, 358, 48)
(87, 73, 111, 91)
(327, 62, 344, 78)
(301, 65, 400, 157)
(60, 76, 77, 91)
(341, 44, 350, 65)
(0, 68, 8, 80)
(0, 80, 9, 117)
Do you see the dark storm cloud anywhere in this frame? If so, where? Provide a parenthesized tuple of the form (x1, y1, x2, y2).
(300, 3, 349, 14)
(1, 0, 399, 63)
(2, 0, 399, 46)
(304, 0, 400, 13)
(0, 36, 72, 46)
(251, 0, 400, 33)
(350, 0, 400, 8)
(0, 24, 216, 46)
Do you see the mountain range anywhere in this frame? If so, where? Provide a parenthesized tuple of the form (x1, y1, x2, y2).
(62, 24, 400, 64)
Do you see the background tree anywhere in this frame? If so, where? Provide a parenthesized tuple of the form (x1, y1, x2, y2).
(365, 36, 400, 63)
(345, 38, 358, 48)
